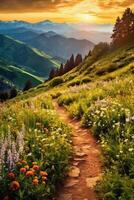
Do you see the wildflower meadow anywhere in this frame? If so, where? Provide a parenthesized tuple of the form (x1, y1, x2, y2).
(0, 94, 71, 199)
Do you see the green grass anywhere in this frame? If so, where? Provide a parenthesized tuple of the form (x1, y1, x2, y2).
(0, 94, 72, 199)
(0, 59, 43, 89)
(0, 43, 134, 199)
(56, 76, 134, 200)
(0, 34, 60, 87)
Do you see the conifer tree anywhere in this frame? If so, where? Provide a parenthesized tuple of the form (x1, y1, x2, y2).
(49, 68, 56, 80)
(23, 80, 32, 91)
(59, 63, 64, 76)
(69, 54, 75, 70)
(10, 87, 17, 99)
(111, 8, 134, 46)
(74, 54, 82, 67)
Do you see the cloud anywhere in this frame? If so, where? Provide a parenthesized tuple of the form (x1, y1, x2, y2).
(96, 0, 134, 9)
(0, 0, 82, 13)
(0, 0, 134, 23)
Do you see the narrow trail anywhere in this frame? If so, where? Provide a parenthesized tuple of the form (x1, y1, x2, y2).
(54, 101, 102, 200)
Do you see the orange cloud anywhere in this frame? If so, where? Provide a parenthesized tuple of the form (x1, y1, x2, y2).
(0, 0, 134, 23)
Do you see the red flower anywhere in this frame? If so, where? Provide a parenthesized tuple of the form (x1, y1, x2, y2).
(20, 168, 27, 173)
(10, 181, 20, 191)
(33, 165, 40, 171)
(8, 172, 15, 180)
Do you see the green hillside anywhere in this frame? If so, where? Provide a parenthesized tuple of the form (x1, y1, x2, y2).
(0, 58, 43, 89)
(14, 43, 134, 99)
(0, 34, 60, 78)
(0, 42, 134, 199)
(60, 43, 134, 86)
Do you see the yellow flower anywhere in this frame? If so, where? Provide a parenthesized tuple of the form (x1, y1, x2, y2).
(32, 178, 39, 185)
(40, 171, 48, 177)
(42, 176, 47, 181)
(21, 160, 27, 165)
(32, 162, 37, 165)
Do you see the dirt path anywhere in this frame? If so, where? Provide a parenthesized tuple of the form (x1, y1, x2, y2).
(54, 101, 102, 200)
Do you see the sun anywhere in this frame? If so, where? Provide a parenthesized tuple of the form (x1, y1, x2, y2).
(80, 14, 93, 22)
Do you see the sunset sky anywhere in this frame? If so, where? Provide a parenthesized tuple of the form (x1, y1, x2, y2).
(0, 0, 134, 24)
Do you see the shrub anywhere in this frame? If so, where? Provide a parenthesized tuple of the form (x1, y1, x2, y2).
(50, 77, 64, 87)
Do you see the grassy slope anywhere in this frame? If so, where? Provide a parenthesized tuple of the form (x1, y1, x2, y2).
(0, 58, 43, 89)
(61, 43, 134, 86)
(13, 43, 134, 100)
(0, 34, 60, 78)
(6, 44, 134, 199)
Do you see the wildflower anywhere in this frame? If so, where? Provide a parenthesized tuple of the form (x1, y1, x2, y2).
(126, 118, 130, 122)
(42, 176, 47, 181)
(17, 161, 22, 166)
(40, 171, 48, 177)
(32, 178, 39, 185)
(10, 181, 20, 191)
(33, 165, 40, 171)
(44, 128, 49, 133)
(124, 139, 128, 143)
(21, 160, 27, 165)
(8, 172, 15, 179)
(30, 168, 35, 173)
(26, 170, 34, 177)
(32, 162, 37, 165)
(42, 181, 46, 185)
(20, 168, 27, 173)
(128, 148, 133, 152)
(24, 165, 29, 170)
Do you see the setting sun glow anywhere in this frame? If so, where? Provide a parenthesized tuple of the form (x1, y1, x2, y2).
(0, 0, 134, 23)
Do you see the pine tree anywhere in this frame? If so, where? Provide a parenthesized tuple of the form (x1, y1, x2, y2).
(64, 59, 70, 73)
(111, 8, 134, 46)
(59, 63, 64, 76)
(49, 68, 55, 80)
(23, 80, 32, 91)
(10, 87, 17, 99)
(74, 54, 82, 67)
(69, 54, 75, 70)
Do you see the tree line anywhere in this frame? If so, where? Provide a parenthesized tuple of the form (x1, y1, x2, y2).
(0, 80, 33, 102)
(111, 8, 134, 46)
(49, 54, 83, 80)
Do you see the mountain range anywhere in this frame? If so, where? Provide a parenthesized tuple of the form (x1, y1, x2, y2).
(0, 34, 60, 90)
(0, 23, 94, 60)
(0, 20, 112, 91)
(0, 20, 112, 43)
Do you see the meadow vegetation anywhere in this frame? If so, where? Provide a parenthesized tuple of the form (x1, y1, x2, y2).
(57, 76, 134, 199)
(0, 94, 71, 199)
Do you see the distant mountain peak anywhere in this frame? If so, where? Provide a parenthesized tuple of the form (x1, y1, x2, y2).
(38, 20, 53, 24)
